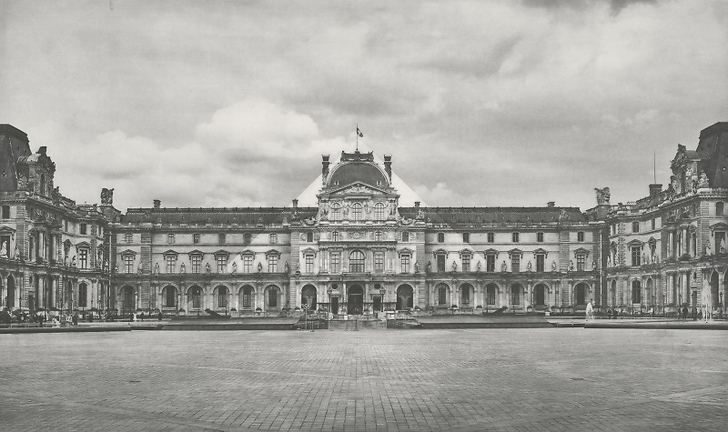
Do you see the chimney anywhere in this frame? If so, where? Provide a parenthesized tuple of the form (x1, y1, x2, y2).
(414, 201, 420, 210)
(547, 201, 555, 208)
(649, 184, 662, 199)
(292, 199, 298, 210)
(322, 155, 330, 176)
(153, 199, 161, 209)
(384, 155, 392, 180)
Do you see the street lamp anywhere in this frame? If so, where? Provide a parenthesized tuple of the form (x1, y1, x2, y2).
(721, 292, 724, 319)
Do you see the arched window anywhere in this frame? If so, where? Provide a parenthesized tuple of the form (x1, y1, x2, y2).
(351, 203, 363, 221)
(190, 286, 202, 309)
(349, 250, 365, 273)
(332, 231, 339, 241)
(631, 280, 641, 303)
(374, 231, 383, 241)
(486, 284, 497, 305)
(374, 203, 385, 220)
(330, 203, 341, 221)
(401, 231, 409, 242)
(241, 286, 254, 309)
(511, 285, 521, 305)
(436, 283, 449, 306)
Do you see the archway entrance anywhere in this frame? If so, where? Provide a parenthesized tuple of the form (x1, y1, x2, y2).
(575, 283, 588, 306)
(397, 284, 413, 310)
(348, 285, 363, 315)
(534, 283, 547, 307)
(6, 276, 15, 309)
(302, 285, 317, 310)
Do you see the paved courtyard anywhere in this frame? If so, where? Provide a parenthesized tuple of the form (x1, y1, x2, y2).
(1, 328, 727, 431)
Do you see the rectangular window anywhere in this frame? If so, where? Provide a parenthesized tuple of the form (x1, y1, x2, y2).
(374, 252, 384, 273)
(400, 254, 410, 273)
(487, 232, 494, 243)
(79, 249, 88, 269)
(438, 287, 447, 305)
(437, 233, 445, 243)
(651, 219, 656, 230)
(191, 255, 201, 274)
(270, 234, 277, 244)
(486, 255, 495, 272)
(218, 291, 228, 309)
(243, 254, 253, 273)
(401, 232, 409, 242)
(1, 205, 9, 219)
(631, 246, 641, 266)
(305, 253, 314, 273)
(193, 233, 200, 244)
(166, 255, 176, 273)
(167, 233, 175, 244)
(462, 254, 470, 272)
(330, 251, 341, 273)
(486, 288, 496, 305)
(216, 255, 227, 273)
(511, 254, 520, 273)
(717, 202, 724, 216)
(576, 254, 586, 271)
(512, 233, 519, 243)
(242, 290, 252, 308)
(632, 222, 640, 233)
(268, 254, 278, 273)
(124, 255, 134, 274)
(577, 232, 584, 242)
(306, 232, 313, 242)
(125, 233, 133, 244)
(219, 233, 226, 245)
(537, 232, 544, 242)
(536, 254, 545, 272)
(80, 223, 87, 235)
(436, 254, 446, 272)
(463, 233, 470, 243)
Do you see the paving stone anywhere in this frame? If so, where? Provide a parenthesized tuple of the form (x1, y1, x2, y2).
(1, 329, 727, 431)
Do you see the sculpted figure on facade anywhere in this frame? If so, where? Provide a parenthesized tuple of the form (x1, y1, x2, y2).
(258, 262, 263, 273)
(452, 261, 457, 272)
(568, 260, 574, 271)
(501, 260, 507, 272)
(154, 262, 159, 274)
(180, 262, 186, 273)
(426, 261, 432, 273)
(552, 260, 557, 272)
(231, 262, 237, 274)
(100, 188, 114, 205)
(476, 261, 481, 272)
(697, 171, 709, 188)
(0, 242, 7, 258)
(704, 238, 712, 256)
(205, 262, 211, 273)
(595, 187, 611, 205)
(527, 261, 532, 272)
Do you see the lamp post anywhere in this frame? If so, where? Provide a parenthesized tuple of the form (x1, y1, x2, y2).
(721, 291, 724, 319)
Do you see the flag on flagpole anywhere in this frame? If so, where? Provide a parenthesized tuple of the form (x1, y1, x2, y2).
(357, 127, 363, 137)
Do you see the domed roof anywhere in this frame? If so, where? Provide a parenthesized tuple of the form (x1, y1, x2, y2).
(328, 161, 388, 188)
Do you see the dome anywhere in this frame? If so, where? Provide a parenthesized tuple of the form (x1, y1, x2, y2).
(328, 161, 388, 188)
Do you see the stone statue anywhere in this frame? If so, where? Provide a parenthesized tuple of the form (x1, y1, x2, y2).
(476, 261, 481, 272)
(452, 261, 457, 272)
(100, 188, 114, 205)
(568, 260, 574, 271)
(180, 262, 186, 273)
(527, 261, 532, 272)
(642, 253, 646, 264)
(0, 241, 7, 258)
(551, 261, 557, 272)
(426, 261, 432, 273)
(697, 171, 709, 188)
(258, 262, 263, 273)
(721, 237, 727, 254)
(154, 262, 160, 274)
(501, 260, 507, 272)
(205, 262, 211, 273)
(705, 240, 713, 256)
(231, 262, 237, 274)
(71, 255, 77, 267)
(591, 260, 596, 270)
(595, 187, 611, 205)
(284, 262, 290, 274)
(414, 261, 420, 273)
(137, 262, 143, 274)
(607, 256, 611, 267)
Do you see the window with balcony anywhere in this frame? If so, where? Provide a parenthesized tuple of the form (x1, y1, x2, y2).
(305, 253, 315, 273)
(631, 245, 641, 266)
(486, 254, 496, 272)
(79, 249, 88, 269)
(123, 255, 134, 274)
(511, 254, 520, 273)
(166, 255, 176, 273)
(462, 253, 470, 272)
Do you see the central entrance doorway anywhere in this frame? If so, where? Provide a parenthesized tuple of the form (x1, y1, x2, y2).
(347, 285, 363, 315)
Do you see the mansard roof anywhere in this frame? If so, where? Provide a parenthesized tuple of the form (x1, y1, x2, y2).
(399, 207, 587, 225)
(120, 207, 317, 225)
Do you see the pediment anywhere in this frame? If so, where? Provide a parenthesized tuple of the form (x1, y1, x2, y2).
(162, 249, 178, 257)
(75, 241, 91, 250)
(532, 248, 549, 257)
(213, 249, 229, 256)
(119, 249, 136, 256)
(432, 248, 449, 257)
(187, 249, 204, 257)
(710, 222, 728, 231)
(483, 248, 500, 256)
(0, 225, 16, 234)
(265, 249, 281, 257)
(325, 181, 394, 197)
(239, 249, 255, 256)
(398, 247, 414, 257)
(574, 247, 592, 256)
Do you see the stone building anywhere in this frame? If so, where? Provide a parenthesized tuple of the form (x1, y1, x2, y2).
(1, 122, 726, 318)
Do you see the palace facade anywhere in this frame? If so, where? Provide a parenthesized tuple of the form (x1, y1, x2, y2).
(1, 122, 727, 318)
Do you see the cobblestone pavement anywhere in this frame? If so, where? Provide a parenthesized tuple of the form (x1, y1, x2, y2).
(1, 328, 727, 431)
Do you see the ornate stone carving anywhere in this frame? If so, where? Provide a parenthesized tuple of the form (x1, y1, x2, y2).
(101, 188, 114, 205)
(595, 187, 611, 205)
(697, 171, 709, 188)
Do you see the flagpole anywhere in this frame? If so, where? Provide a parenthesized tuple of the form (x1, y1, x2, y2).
(356, 123, 359, 152)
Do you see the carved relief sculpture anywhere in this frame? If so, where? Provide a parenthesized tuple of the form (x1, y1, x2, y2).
(595, 187, 611, 205)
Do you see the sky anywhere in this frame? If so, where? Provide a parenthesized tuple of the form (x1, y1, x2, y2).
(1, 0, 726, 211)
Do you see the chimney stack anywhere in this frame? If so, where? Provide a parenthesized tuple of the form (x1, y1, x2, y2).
(384, 155, 392, 181)
(547, 201, 555, 208)
(649, 184, 662, 199)
(153, 199, 161, 209)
